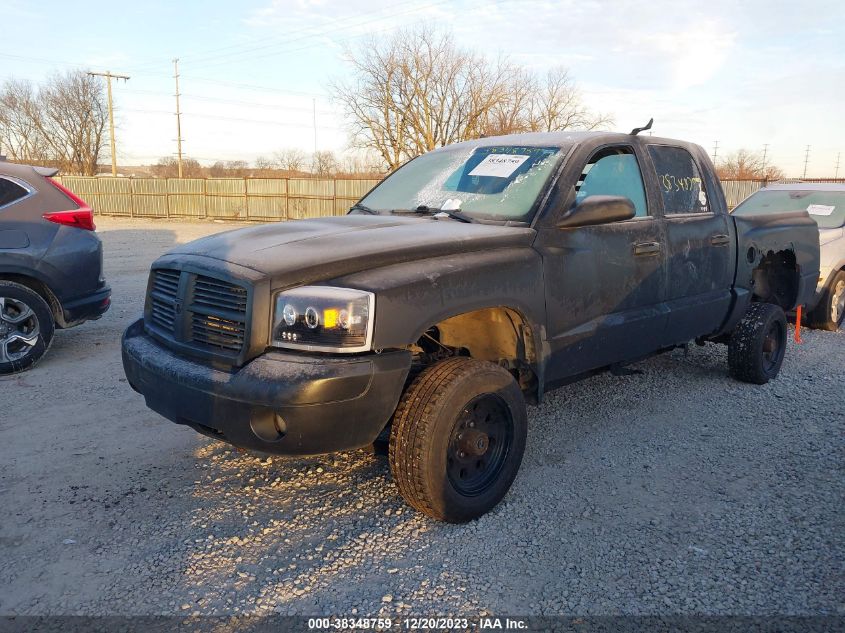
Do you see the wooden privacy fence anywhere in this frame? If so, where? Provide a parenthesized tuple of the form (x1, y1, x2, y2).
(52, 176, 381, 221)
(53, 176, 842, 220)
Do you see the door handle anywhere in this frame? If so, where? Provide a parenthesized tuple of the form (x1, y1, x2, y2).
(633, 241, 661, 257)
(711, 234, 731, 246)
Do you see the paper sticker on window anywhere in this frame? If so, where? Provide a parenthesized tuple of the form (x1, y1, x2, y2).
(468, 154, 530, 178)
(807, 204, 835, 216)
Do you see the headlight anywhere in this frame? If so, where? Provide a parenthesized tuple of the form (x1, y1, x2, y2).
(271, 286, 375, 352)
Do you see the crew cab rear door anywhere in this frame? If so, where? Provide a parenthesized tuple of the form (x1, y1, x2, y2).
(535, 141, 668, 382)
(642, 144, 734, 344)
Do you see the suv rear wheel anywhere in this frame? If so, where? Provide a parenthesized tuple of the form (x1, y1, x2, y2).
(727, 302, 787, 385)
(810, 270, 845, 331)
(0, 281, 54, 375)
(389, 357, 527, 523)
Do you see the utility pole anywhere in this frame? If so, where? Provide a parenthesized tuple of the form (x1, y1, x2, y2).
(88, 71, 130, 176)
(803, 145, 811, 179)
(712, 140, 719, 164)
(835, 153, 841, 179)
(173, 59, 184, 178)
(312, 98, 317, 156)
(761, 144, 769, 176)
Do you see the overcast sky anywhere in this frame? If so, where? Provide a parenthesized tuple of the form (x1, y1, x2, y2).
(1, 0, 843, 176)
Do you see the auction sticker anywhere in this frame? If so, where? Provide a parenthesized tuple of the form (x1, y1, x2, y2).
(469, 154, 530, 178)
(807, 204, 835, 216)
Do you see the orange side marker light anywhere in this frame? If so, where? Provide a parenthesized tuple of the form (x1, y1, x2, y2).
(794, 305, 803, 344)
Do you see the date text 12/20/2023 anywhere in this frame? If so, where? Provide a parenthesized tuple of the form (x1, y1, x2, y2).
(307, 617, 528, 630)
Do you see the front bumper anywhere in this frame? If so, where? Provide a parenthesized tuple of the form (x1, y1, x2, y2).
(121, 319, 411, 455)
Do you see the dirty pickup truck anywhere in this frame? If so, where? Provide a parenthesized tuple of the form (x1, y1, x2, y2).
(122, 129, 820, 522)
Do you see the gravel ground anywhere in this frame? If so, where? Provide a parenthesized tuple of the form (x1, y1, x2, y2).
(1, 217, 843, 617)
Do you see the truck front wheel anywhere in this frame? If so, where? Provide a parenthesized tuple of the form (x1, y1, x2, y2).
(388, 357, 527, 523)
(728, 302, 787, 385)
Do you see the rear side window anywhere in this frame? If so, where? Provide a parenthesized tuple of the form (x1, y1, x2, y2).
(648, 146, 709, 214)
(0, 177, 30, 209)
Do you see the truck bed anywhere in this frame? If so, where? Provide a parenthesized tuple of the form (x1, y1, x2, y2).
(732, 209, 821, 311)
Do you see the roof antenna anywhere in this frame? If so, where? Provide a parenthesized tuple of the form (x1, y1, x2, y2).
(629, 118, 653, 135)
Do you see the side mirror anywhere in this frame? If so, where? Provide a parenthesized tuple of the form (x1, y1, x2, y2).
(557, 195, 636, 229)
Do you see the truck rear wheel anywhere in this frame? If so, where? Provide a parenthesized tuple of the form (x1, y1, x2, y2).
(727, 302, 787, 385)
(810, 271, 844, 331)
(388, 357, 527, 523)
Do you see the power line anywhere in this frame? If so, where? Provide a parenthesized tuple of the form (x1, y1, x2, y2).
(88, 70, 130, 176)
(130, 0, 431, 71)
(119, 87, 336, 112)
(178, 0, 511, 72)
(176, 0, 454, 69)
(121, 108, 343, 130)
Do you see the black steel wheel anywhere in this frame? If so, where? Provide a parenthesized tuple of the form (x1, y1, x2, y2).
(728, 302, 787, 385)
(389, 357, 527, 523)
(446, 393, 514, 497)
(0, 281, 54, 375)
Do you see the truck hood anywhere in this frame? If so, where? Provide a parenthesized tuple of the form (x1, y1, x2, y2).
(167, 215, 536, 286)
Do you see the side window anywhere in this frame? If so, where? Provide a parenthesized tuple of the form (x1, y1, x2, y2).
(647, 145, 709, 214)
(0, 177, 30, 209)
(575, 147, 648, 217)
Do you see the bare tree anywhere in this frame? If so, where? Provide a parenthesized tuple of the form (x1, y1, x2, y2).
(717, 149, 784, 180)
(273, 148, 308, 173)
(208, 160, 250, 177)
(0, 80, 52, 163)
(332, 27, 610, 170)
(312, 150, 338, 177)
(151, 156, 202, 178)
(253, 155, 276, 176)
(0, 71, 107, 175)
(337, 151, 385, 177)
(527, 67, 612, 132)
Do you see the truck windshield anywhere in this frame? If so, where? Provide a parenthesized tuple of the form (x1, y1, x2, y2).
(358, 145, 563, 222)
(733, 190, 845, 230)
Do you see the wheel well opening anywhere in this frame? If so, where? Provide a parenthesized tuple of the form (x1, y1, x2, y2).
(407, 307, 539, 403)
(751, 248, 799, 310)
(0, 274, 62, 324)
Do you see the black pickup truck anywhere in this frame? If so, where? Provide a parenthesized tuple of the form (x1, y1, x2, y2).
(122, 130, 820, 522)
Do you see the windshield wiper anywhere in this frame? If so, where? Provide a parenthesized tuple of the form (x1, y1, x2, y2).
(394, 205, 474, 223)
(349, 203, 379, 215)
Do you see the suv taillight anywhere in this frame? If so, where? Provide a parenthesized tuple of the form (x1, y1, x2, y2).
(42, 178, 95, 231)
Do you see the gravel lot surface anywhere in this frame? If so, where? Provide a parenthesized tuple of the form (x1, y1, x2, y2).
(1, 217, 843, 617)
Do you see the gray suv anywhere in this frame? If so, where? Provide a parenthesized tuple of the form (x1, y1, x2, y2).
(0, 159, 110, 374)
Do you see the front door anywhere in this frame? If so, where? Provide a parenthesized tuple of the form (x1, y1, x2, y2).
(537, 144, 667, 383)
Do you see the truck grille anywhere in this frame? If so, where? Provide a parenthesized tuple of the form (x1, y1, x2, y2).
(190, 275, 248, 351)
(150, 269, 180, 334)
(145, 268, 250, 359)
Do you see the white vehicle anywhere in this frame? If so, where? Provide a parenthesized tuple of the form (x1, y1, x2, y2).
(734, 183, 845, 330)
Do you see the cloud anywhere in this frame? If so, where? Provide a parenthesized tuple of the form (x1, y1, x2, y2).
(626, 20, 737, 90)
